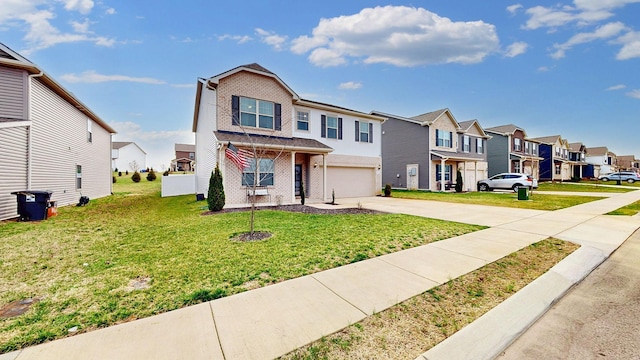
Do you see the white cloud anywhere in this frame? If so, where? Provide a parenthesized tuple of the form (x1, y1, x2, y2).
(615, 30, 640, 59)
(507, 4, 523, 14)
(60, 70, 166, 84)
(537, 66, 551, 72)
(551, 21, 626, 58)
(0, 0, 115, 53)
(61, 0, 94, 14)
(110, 121, 195, 171)
(171, 83, 196, 89)
(522, 0, 640, 30)
(218, 34, 252, 44)
(504, 41, 528, 57)
(573, 0, 640, 11)
(606, 84, 626, 90)
(105, 8, 116, 15)
(626, 89, 640, 99)
(291, 5, 500, 67)
(255, 28, 288, 51)
(338, 81, 362, 90)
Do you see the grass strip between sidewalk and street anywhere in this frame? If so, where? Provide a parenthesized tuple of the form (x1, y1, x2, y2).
(280, 238, 579, 360)
(606, 200, 640, 216)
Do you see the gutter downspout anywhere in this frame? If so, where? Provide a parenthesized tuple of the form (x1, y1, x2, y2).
(27, 72, 44, 190)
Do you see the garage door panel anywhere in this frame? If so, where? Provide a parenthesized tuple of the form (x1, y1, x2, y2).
(327, 167, 375, 198)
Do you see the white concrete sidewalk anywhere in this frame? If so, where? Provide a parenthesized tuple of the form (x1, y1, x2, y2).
(4, 191, 640, 360)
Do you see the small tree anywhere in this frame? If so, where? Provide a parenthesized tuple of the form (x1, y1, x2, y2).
(131, 171, 141, 183)
(455, 169, 463, 192)
(384, 184, 392, 197)
(208, 163, 225, 211)
(300, 178, 305, 205)
(146, 169, 157, 181)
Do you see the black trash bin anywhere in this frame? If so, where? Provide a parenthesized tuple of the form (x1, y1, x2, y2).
(11, 190, 53, 221)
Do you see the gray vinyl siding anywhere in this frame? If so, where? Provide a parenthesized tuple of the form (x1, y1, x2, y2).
(30, 79, 112, 207)
(381, 117, 430, 189)
(0, 126, 29, 220)
(486, 134, 509, 176)
(457, 134, 486, 160)
(0, 67, 27, 120)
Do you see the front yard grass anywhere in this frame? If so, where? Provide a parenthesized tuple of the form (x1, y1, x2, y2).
(281, 238, 579, 360)
(536, 181, 634, 192)
(390, 189, 604, 211)
(606, 200, 640, 216)
(0, 176, 484, 353)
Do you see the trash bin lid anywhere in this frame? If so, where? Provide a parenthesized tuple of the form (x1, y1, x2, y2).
(10, 190, 52, 195)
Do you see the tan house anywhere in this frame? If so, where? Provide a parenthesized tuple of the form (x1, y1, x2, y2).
(617, 155, 640, 172)
(530, 135, 572, 181)
(192, 63, 384, 205)
(171, 143, 195, 171)
(0, 42, 115, 220)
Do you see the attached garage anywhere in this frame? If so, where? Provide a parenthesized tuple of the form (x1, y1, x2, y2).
(0, 124, 29, 220)
(327, 166, 376, 198)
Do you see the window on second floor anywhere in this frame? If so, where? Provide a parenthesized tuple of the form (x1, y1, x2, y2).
(87, 119, 93, 143)
(436, 129, 452, 148)
(296, 111, 309, 131)
(462, 135, 470, 152)
(321, 115, 342, 140)
(524, 141, 530, 154)
(355, 121, 373, 143)
(531, 143, 537, 154)
(555, 147, 561, 156)
(189, 152, 195, 160)
(514, 138, 522, 151)
(476, 138, 484, 154)
(232, 95, 281, 130)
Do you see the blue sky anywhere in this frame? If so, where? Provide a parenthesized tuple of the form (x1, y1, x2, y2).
(2, 0, 639, 170)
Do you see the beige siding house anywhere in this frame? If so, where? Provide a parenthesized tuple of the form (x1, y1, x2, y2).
(0, 42, 115, 220)
(192, 63, 384, 205)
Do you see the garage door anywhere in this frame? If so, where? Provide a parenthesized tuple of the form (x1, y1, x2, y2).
(327, 167, 376, 198)
(0, 126, 29, 220)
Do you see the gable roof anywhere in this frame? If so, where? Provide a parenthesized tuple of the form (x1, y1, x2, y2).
(175, 143, 195, 152)
(568, 142, 586, 152)
(530, 135, 562, 145)
(586, 146, 609, 156)
(484, 124, 526, 136)
(207, 63, 298, 99)
(112, 141, 132, 149)
(410, 108, 459, 127)
(458, 119, 490, 138)
(0, 42, 115, 134)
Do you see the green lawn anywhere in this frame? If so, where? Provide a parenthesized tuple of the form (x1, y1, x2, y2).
(536, 181, 634, 192)
(0, 175, 483, 353)
(607, 200, 640, 216)
(389, 189, 604, 211)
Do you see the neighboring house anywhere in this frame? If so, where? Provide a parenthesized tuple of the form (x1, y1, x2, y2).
(530, 135, 572, 181)
(0, 42, 115, 221)
(617, 155, 640, 172)
(192, 63, 384, 205)
(112, 141, 146, 172)
(586, 146, 617, 175)
(485, 124, 542, 179)
(171, 143, 195, 171)
(374, 109, 489, 191)
(568, 142, 593, 178)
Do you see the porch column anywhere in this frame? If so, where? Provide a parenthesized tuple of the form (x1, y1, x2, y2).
(440, 158, 446, 191)
(322, 154, 327, 202)
(463, 161, 468, 191)
(519, 159, 524, 173)
(474, 161, 478, 191)
(291, 151, 296, 203)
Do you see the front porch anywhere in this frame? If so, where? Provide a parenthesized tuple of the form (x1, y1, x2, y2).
(431, 151, 488, 192)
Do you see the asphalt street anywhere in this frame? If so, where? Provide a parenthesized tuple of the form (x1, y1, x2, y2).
(497, 229, 640, 360)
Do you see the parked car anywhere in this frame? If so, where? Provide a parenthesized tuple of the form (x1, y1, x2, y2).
(598, 172, 640, 183)
(477, 173, 536, 192)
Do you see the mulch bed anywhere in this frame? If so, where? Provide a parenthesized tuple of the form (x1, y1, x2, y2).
(203, 204, 385, 216)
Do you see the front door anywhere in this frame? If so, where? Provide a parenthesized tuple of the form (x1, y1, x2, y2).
(295, 164, 302, 196)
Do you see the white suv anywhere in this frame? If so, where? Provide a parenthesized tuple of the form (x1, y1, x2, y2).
(477, 173, 536, 192)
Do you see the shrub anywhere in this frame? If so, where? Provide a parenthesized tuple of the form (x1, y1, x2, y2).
(455, 169, 463, 192)
(131, 171, 141, 183)
(126, 170, 129, 175)
(331, 189, 336, 205)
(207, 163, 225, 211)
(146, 169, 157, 181)
(163, 170, 169, 176)
(300, 178, 305, 205)
(384, 184, 392, 197)
(118, 171, 122, 177)
(112, 176, 116, 184)
(114, 167, 118, 173)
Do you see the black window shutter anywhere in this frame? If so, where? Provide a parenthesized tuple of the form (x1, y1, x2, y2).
(369, 123, 373, 143)
(355, 121, 360, 142)
(321, 115, 326, 138)
(274, 103, 281, 131)
(231, 95, 240, 126)
(338, 118, 343, 140)
(449, 132, 453, 148)
(436, 129, 439, 145)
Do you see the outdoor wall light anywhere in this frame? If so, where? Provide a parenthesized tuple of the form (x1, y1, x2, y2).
(314, 161, 318, 168)
(377, 164, 381, 170)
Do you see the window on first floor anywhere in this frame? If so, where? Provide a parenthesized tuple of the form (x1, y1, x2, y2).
(513, 161, 521, 173)
(76, 165, 82, 189)
(555, 164, 561, 175)
(242, 158, 274, 186)
(436, 164, 452, 181)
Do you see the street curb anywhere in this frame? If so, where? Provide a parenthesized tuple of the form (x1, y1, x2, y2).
(416, 245, 607, 360)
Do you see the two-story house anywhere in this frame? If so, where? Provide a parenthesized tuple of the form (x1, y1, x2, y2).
(0, 42, 115, 221)
(530, 135, 572, 181)
(171, 143, 195, 171)
(485, 124, 542, 180)
(374, 109, 489, 191)
(192, 63, 384, 205)
(112, 141, 147, 172)
(586, 146, 617, 175)
(568, 142, 592, 179)
(617, 155, 640, 173)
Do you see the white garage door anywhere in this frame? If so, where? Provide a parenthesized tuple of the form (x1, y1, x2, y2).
(327, 167, 376, 198)
(0, 126, 29, 220)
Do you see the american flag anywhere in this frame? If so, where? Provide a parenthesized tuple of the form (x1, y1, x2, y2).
(225, 142, 253, 170)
